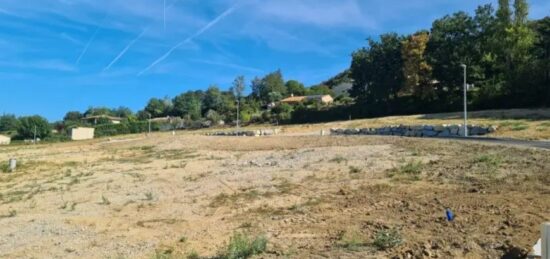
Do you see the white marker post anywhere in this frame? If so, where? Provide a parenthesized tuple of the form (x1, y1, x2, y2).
(8, 159, 16, 172)
(543, 222, 550, 259)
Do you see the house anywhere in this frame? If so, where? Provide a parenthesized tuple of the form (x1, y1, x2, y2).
(280, 94, 334, 105)
(82, 115, 122, 125)
(0, 135, 10, 145)
(70, 127, 95, 141)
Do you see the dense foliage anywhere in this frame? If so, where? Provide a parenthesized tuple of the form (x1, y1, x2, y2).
(17, 116, 51, 139)
(349, 0, 549, 117)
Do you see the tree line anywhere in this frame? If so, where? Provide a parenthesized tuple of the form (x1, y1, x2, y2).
(348, 0, 549, 118)
(0, 70, 335, 139)
(1, 0, 548, 139)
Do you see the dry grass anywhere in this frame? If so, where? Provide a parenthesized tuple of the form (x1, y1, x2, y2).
(0, 126, 548, 258)
(274, 108, 550, 140)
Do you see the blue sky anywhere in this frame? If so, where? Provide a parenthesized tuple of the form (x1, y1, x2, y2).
(0, 0, 548, 121)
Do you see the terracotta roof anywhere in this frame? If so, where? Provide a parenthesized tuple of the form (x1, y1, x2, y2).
(280, 96, 307, 103)
(83, 115, 123, 121)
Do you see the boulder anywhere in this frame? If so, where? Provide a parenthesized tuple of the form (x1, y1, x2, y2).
(434, 125, 445, 132)
(438, 130, 451, 137)
(422, 130, 438, 137)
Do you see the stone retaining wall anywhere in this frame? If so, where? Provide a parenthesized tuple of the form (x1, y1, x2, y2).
(207, 129, 280, 137)
(330, 124, 497, 138)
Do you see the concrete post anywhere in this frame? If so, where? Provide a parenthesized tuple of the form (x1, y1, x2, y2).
(8, 159, 16, 172)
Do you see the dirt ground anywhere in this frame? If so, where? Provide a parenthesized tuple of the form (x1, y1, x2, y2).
(0, 132, 549, 258)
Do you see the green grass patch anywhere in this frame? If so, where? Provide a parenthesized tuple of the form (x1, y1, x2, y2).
(499, 121, 529, 131)
(473, 154, 502, 174)
(373, 229, 402, 250)
(337, 230, 366, 251)
(216, 232, 268, 259)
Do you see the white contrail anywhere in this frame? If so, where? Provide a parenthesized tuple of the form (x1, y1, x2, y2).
(76, 26, 100, 65)
(138, 4, 238, 76)
(102, 0, 180, 72)
(103, 28, 149, 72)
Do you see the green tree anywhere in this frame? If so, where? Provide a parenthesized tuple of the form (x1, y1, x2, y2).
(350, 33, 405, 110)
(231, 76, 246, 99)
(401, 31, 434, 100)
(114, 107, 133, 118)
(268, 92, 283, 103)
(0, 114, 18, 132)
(532, 17, 550, 104)
(271, 103, 294, 122)
(144, 98, 171, 118)
(426, 12, 478, 106)
(84, 107, 114, 117)
(285, 80, 306, 96)
(259, 70, 286, 102)
(17, 115, 51, 139)
(173, 92, 202, 120)
(63, 111, 83, 122)
(203, 85, 224, 114)
(307, 84, 334, 96)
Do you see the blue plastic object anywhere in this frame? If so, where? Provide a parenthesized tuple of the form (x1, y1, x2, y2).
(446, 208, 454, 221)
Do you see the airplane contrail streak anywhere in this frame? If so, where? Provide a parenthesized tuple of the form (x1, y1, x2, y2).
(75, 6, 113, 66)
(103, 28, 149, 72)
(102, 0, 180, 72)
(138, 4, 238, 76)
(76, 26, 100, 65)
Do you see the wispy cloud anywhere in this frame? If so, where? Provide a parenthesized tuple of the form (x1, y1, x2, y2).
(138, 4, 239, 76)
(60, 32, 83, 46)
(254, 0, 377, 30)
(0, 59, 77, 72)
(190, 59, 264, 73)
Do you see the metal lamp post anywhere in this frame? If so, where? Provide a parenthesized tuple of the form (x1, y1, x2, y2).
(460, 64, 468, 137)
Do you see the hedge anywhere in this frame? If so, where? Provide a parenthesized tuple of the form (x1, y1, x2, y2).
(94, 121, 161, 137)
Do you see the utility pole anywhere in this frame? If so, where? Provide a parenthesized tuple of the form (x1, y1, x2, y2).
(461, 64, 468, 137)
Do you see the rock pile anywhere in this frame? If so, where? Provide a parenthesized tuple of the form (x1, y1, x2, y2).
(330, 124, 497, 138)
(207, 129, 280, 137)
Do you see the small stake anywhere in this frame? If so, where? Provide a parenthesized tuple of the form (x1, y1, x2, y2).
(445, 208, 454, 221)
(8, 159, 17, 172)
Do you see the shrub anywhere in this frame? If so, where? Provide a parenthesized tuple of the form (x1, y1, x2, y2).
(217, 232, 268, 259)
(94, 121, 161, 137)
(399, 161, 423, 175)
(16, 115, 51, 139)
(373, 229, 402, 250)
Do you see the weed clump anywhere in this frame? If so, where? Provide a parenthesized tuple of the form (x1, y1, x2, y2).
(217, 232, 267, 259)
(373, 229, 402, 250)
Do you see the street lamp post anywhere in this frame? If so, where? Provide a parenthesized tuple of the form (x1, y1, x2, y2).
(461, 64, 468, 137)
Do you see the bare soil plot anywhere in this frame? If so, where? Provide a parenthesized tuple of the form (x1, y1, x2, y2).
(0, 133, 548, 258)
